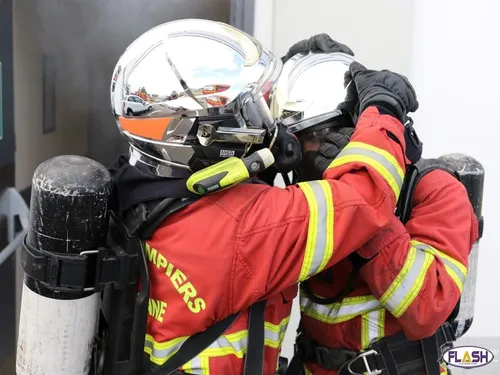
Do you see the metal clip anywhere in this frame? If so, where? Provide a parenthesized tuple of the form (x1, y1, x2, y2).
(79, 249, 100, 292)
(197, 124, 266, 146)
(347, 350, 382, 375)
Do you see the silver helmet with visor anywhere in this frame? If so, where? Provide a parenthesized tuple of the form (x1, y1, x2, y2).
(275, 51, 357, 142)
(110, 19, 282, 178)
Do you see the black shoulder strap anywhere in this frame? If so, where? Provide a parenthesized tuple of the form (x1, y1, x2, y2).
(121, 197, 198, 241)
(396, 158, 460, 225)
(243, 300, 268, 375)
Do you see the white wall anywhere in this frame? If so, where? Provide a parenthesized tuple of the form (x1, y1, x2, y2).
(410, 0, 500, 345)
(254, 0, 498, 364)
(255, 0, 414, 73)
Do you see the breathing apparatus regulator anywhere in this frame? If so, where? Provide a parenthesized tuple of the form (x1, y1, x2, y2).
(186, 121, 302, 195)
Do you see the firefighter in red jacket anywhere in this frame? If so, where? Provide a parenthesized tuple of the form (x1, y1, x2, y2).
(277, 35, 479, 375)
(108, 20, 419, 374)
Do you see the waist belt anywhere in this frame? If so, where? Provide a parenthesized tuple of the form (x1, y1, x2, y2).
(292, 323, 455, 375)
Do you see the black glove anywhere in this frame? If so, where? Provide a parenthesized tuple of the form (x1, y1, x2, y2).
(349, 62, 419, 124)
(282, 34, 354, 63)
(297, 127, 354, 181)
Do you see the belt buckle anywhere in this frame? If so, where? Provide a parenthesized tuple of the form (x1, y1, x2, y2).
(441, 323, 456, 343)
(438, 324, 455, 357)
(347, 350, 382, 375)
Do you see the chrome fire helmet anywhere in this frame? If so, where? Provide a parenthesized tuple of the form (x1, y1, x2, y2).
(274, 51, 357, 141)
(110, 19, 282, 178)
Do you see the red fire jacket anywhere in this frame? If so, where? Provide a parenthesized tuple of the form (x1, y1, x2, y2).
(300, 163, 479, 375)
(143, 107, 408, 374)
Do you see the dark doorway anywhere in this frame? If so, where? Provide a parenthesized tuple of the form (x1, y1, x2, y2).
(0, 0, 17, 373)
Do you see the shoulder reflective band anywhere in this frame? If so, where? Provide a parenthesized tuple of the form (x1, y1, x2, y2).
(361, 308, 385, 349)
(297, 180, 334, 282)
(379, 245, 434, 318)
(327, 141, 405, 200)
(300, 293, 381, 324)
(411, 240, 468, 292)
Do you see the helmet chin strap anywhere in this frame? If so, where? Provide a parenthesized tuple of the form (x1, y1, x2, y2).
(281, 172, 292, 186)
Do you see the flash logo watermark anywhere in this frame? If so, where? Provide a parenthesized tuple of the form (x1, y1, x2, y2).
(442, 346, 494, 369)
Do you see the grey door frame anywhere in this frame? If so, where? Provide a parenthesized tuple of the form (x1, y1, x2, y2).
(0, 0, 15, 170)
(0, 0, 17, 373)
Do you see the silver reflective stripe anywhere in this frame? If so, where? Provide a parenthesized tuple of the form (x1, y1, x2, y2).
(211, 332, 247, 353)
(338, 146, 403, 190)
(361, 309, 385, 349)
(412, 241, 467, 291)
(177, 318, 291, 373)
(144, 335, 187, 365)
(308, 181, 330, 275)
(173, 331, 248, 374)
(183, 356, 202, 375)
(380, 246, 434, 318)
(297, 180, 334, 281)
(300, 293, 382, 324)
(330, 142, 404, 198)
(265, 317, 290, 348)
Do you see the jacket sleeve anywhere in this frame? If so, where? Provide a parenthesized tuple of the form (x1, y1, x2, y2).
(230, 107, 408, 311)
(358, 170, 479, 339)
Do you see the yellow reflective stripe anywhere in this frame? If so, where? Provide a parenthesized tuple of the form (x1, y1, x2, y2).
(300, 292, 382, 324)
(202, 330, 247, 358)
(264, 316, 291, 348)
(184, 356, 210, 375)
(361, 308, 385, 349)
(304, 364, 314, 375)
(411, 240, 468, 292)
(144, 334, 188, 365)
(201, 356, 210, 375)
(181, 359, 193, 373)
(328, 141, 405, 199)
(182, 356, 209, 375)
(379, 246, 434, 318)
(145, 317, 290, 368)
(297, 180, 335, 282)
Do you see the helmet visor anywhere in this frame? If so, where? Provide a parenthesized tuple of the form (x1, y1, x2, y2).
(275, 52, 356, 134)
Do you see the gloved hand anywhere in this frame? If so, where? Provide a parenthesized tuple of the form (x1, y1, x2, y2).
(282, 34, 354, 63)
(349, 62, 419, 125)
(297, 127, 354, 181)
